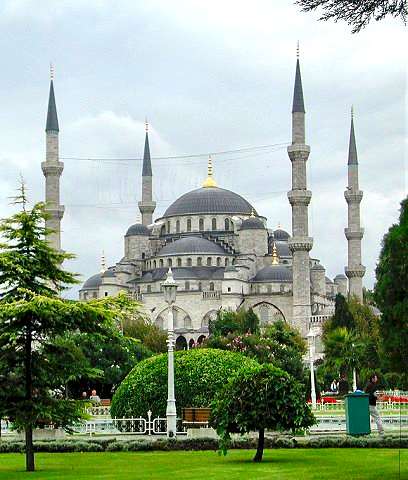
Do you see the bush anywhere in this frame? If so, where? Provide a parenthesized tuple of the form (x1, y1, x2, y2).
(111, 348, 259, 418)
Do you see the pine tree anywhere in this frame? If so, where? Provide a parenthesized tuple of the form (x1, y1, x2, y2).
(0, 185, 114, 471)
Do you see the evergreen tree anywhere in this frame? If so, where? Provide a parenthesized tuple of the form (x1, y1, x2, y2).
(0, 186, 114, 471)
(331, 293, 355, 330)
(374, 196, 408, 373)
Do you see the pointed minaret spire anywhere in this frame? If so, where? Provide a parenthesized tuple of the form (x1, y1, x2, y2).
(42, 67, 64, 251)
(46, 64, 59, 133)
(292, 43, 305, 115)
(138, 119, 156, 225)
(344, 108, 365, 301)
(101, 251, 107, 274)
(348, 106, 358, 165)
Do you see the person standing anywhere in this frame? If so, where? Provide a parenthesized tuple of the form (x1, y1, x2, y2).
(365, 373, 384, 436)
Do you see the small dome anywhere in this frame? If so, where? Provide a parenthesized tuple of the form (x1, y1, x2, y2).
(163, 187, 255, 217)
(125, 223, 150, 237)
(252, 265, 292, 283)
(334, 274, 347, 280)
(312, 263, 325, 271)
(275, 241, 291, 257)
(157, 236, 226, 256)
(325, 276, 333, 284)
(102, 268, 116, 279)
(273, 229, 290, 241)
(82, 273, 102, 289)
(240, 217, 265, 230)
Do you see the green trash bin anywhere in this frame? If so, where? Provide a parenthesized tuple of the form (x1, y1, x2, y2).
(344, 392, 371, 436)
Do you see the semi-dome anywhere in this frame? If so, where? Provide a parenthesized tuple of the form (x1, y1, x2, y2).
(312, 263, 325, 271)
(163, 186, 255, 217)
(157, 236, 226, 256)
(334, 274, 347, 280)
(273, 228, 290, 241)
(275, 241, 291, 257)
(251, 265, 292, 283)
(240, 217, 265, 230)
(125, 223, 150, 236)
(82, 273, 102, 289)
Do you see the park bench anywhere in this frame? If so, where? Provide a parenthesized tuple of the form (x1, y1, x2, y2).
(182, 407, 211, 428)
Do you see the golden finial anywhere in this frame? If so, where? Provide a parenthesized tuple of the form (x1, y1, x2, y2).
(202, 155, 217, 188)
(296, 41, 300, 59)
(145, 117, 149, 132)
(50, 62, 54, 81)
(101, 251, 107, 274)
(271, 242, 279, 265)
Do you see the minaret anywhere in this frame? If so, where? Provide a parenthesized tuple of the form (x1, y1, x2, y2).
(41, 65, 64, 251)
(344, 108, 365, 300)
(287, 46, 313, 336)
(138, 120, 156, 226)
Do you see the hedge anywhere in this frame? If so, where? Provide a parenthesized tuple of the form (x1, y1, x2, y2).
(0, 435, 406, 453)
(110, 348, 259, 418)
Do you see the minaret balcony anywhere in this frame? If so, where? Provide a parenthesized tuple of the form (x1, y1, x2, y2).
(345, 266, 366, 278)
(344, 227, 364, 240)
(288, 236, 313, 252)
(44, 205, 65, 220)
(344, 190, 363, 204)
(287, 144, 310, 162)
(287, 190, 312, 206)
(41, 161, 64, 176)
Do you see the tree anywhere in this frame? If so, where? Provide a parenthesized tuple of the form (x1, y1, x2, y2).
(375, 196, 408, 374)
(210, 363, 315, 462)
(208, 308, 259, 336)
(331, 294, 355, 330)
(296, 0, 407, 33)
(0, 188, 115, 471)
(122, 316, 167, 353)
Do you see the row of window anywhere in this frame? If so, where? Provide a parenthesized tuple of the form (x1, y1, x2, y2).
(143, 281, 216, 294)
(146, 256, 232, 269)
(162, 217, 232, 235)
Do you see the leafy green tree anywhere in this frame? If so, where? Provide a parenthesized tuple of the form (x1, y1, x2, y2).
(0, 187, 115, 471)
(210, 363, 315, 462)
(208, 308, 259, 336)
(375, 196, 408, 374)
(122, 316, 167, 353)
(296, 0, 407, 33)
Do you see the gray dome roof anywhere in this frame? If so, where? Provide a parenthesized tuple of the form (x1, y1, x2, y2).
(273, 229, 290, 241)
(158, 236, 226, 256)
(275, 241, 291, 257)
(334, 274, 347, 280)
(102, 268, 116, 278)
(252, 265, 292, 283)
(312, 263, 325, 271)
(325, 276, 334, 284)
(125, 223, 150, 236)
(240, 217, 265, 230)
(163, 187, 255, 217)
(82, 273, 102, 289)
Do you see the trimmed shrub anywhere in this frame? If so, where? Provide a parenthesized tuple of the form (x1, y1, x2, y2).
(111, 348, 259, 418)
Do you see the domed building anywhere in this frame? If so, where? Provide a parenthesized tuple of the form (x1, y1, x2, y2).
(41, 55, 365, 351)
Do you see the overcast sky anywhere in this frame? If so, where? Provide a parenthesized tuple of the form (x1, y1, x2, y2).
(0, 0, 406, 298)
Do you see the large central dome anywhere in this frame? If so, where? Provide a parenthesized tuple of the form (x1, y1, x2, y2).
(163, 186, 255, 217)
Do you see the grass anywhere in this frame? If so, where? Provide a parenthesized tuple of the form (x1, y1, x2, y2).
(0, 449, 406, 480)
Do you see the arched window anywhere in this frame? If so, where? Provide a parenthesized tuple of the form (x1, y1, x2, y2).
(187, 258, 192, 266)
(225, 258, 229, 267)
(224, 218, 230, 230)
(159, 259, 164, 267)
(212, 218, 217, 230)
(187, 219, 192, 232)
(207, 257, 212, 266)
(259, 304, 269, 324)
(167, 221, 171, 234)
(168, 258, 172, 267)
(267, 285, 272, 293)
(177, 258, 182, 267)
(141, 252, 145, 259)
(198, 282, 202, 291)
(209, 282, 214, 291)
(153, 260, 157, 268)
(161, 225, 166, 236)
(147, 285, 152, 293)
(197, 257, 202, 266)
(199, 218, 204, 231)
(176, 220, 180, 233)
(216, 257, 221, 266)
(185, 281, 190, 291)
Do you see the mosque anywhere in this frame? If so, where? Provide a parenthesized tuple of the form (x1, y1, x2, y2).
(41, 55, 365, 350)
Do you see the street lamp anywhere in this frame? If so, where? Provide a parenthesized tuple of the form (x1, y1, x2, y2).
(307, 328, 317, 410)
(162, 268, 178, 438)
(352, 343, 357, 391)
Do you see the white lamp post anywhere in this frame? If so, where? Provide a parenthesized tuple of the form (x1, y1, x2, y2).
(162, 268, 178, 438)
(307, 328, 317, 410)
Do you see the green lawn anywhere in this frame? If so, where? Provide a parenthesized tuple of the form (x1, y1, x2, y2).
(0, 450, 406, 480)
